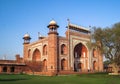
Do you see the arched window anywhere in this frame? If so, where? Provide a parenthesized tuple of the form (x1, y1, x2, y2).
(93, 49, 97, 57)
(43, 45, 47, 55)
(28, 49, 31, 58)
(32, 49, 41, 61)
(61, 44, 67, 55)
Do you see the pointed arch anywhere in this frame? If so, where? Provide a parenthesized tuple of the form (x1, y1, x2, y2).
(43, 45, 47, 55)
(93, 48, 97, 57)
(61, 44, 67, 55)
(74, 43, 88, 72)
(43, 59, 47, 71)
(32, 49, 41, 61)
(93, 61, 97, 71)
(61, 59, 67, 70)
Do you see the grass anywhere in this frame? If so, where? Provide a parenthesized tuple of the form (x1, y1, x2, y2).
(0, 73, 120, 84)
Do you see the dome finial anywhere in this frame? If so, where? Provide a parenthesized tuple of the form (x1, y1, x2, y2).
(52, 18, 54, 20)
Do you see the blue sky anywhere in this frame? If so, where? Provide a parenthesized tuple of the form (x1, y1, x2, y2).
(0, 0, 120, 59)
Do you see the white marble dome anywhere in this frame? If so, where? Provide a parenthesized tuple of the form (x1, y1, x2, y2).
(23, 33, 30, 38)
(49, 20, 57, 25)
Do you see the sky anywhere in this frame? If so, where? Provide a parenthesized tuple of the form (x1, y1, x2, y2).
(0, 0, 120, 60)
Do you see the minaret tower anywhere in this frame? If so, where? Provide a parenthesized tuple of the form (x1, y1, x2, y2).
(47, 20, 59, 75)
(23, 33, 31, 61)
(23, 33, 31, 44)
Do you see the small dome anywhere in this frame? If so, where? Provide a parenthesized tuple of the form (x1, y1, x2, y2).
(23, 33, 30, 38)
(49, 20, 57, 25)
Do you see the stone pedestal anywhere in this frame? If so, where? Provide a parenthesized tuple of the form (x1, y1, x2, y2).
(109, 73, 120, 75)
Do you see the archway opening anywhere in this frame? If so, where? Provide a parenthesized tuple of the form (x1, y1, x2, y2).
(43, 45, 47, 55)
(10, 67, 15, 72)
(93, 61, 97, 71)
(3, 67, 7, 72)
(32, 49, 41, 62)
(61, 44, 67, 55)
(43, 59, 47, 71)
(61, 59, 67, 70)
(74, 43, 87, 72)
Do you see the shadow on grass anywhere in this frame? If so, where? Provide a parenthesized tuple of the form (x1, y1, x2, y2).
(0, 74, 31, 82)
(0, 78, 29, 81)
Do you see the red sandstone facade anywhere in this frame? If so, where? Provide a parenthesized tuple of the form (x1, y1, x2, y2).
(0, 20, 103, 76)
(0, 55, 25, 74)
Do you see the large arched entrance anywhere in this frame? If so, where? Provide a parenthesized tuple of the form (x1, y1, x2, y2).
(74, 43, 87, 72)
(32, 49, 41, 61)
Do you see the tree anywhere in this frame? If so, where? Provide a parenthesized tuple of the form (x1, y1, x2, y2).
(92, 22, 120, 73)
(25, 61, 43, 74)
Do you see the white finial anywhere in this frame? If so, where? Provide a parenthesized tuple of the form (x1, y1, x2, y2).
(38, 32, 42, 37)
(3, 54, 6, 60)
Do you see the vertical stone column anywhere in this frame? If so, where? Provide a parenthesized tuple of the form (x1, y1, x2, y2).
(48, 33, 58, 75)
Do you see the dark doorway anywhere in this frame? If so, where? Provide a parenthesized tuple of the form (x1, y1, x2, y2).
(3, 67, 7, 72)
(10, 67, 15, 72)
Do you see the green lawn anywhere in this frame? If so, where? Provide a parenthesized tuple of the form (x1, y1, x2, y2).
(0, 73, 120, 84)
